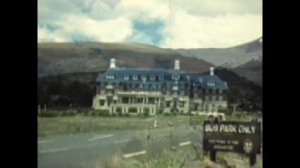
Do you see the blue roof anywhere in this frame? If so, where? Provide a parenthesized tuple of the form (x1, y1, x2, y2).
(96, 68, 228, 90)
(188, 74, 228, 90)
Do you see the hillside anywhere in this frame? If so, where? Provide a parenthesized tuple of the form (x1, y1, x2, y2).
(174, 37, 262, 85)
(232, 59, 262, 86)
(175, 37, 262, 68)
(38, 42, 214, 77)
(38, 39, 262, 85)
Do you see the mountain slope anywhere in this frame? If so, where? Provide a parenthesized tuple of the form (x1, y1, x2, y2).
(175, 37, 262, 68)
(38, 39, 262, 85)
(232, 59, 262, 86)
(38, 42, 214, 77)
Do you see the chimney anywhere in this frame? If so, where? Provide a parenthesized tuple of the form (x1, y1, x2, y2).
(174, 60, 180, 70)
(210, 67, 214, 76)
(110, 58, 116, 69)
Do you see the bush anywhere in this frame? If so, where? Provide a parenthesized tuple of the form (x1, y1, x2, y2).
(90, 109, 110, 116)
(60, 109, 77, 116)
(164, 112, 171, 116)
(144, 111, 150, 117)
(39, 111, 59, 117)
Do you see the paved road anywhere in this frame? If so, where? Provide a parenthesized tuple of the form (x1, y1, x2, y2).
(38, 125, 203, 168)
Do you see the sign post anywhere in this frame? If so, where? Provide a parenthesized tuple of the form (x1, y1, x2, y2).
(249, 153, 257, 166)
(203, 120, 261, 166)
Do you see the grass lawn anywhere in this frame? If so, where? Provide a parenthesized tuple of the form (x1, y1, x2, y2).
(38, 112, 260, 137)
(38, 115, 193, 137)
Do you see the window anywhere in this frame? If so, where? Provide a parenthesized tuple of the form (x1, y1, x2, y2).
(207, 82, 215, 87)
(142, 75, 147, 81)
(159, 75, 164, 81)
(122, 97, 129, 104)
(219, 96, 223, 101)
(106, 74, 114, 79)
(215, 89, 219, 94)
(128, 107, 137, 113)
(137, 98, 143, 103)
(184, 83, 189, 88)
(124, 75, 129, 80)
(133, 75, 138, 80)
(150, 75, 155, 81)
(180, 101, 185, 107)
(144, 108, 150, 114)
(166, 101, 171, 107)
(149, 97, 155, 104)
(116, 107, 122, 113)
(172, 73, 180, 80)
(194, 103, 199, 110)
(99, 100, 105, 106)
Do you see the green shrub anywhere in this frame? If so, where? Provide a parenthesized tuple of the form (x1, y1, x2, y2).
(39, 111, 59, 117)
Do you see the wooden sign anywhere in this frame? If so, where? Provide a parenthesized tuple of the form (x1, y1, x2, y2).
(203, 120, 262, 166)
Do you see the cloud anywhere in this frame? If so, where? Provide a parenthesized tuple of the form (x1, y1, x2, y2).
(161, 11, 262, 48)
(38, 25, 67, 42)
(173, 0, 262, 16)
(38, 0, 262, 48)
(55, 15, 133, 42)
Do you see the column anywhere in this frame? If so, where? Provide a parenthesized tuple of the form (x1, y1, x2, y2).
(141, 107, 144, 115)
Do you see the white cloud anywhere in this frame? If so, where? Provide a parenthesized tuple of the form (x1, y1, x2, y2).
(38, 0, 262, 48)
(38, 25, 68, 42)
(55, 15, 133, 42)
(172, 0, 262, 16)
(161, 11, 262, 48)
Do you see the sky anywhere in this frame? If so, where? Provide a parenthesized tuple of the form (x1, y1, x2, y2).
(38, 0, 262, 49)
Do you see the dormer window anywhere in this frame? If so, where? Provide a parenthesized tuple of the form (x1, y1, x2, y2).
(207, 82, 215, 87)
(124, 75, 129, 80)
(142, 75, 147, 81)
(172, 73, 180, 80)
(106, 73, 114, 79)
(150, 75, 155, 81)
